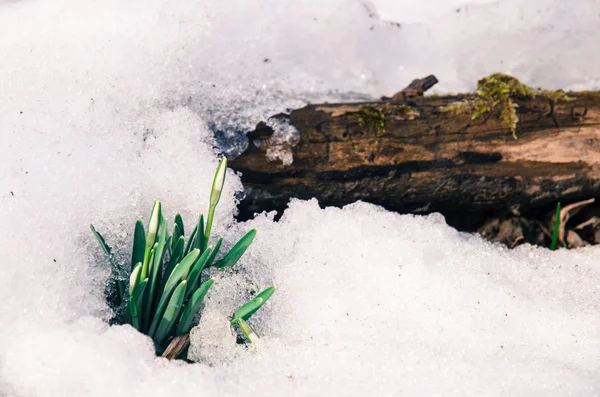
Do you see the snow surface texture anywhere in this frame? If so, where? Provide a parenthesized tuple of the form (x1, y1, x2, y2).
(254, 118, 300, 166)
(1, 0, 599, 396)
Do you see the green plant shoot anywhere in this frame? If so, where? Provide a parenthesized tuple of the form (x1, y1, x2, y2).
(551, 202, 561, 251)
(231, 286, 277, 343)
(90, 157, 275, 359)
(204, 157, 227, 251)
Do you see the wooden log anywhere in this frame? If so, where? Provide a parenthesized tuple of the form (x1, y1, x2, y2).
(230, 88, 600, 226)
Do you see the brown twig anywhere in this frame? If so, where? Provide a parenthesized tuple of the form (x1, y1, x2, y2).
(161, 333, 191, 360)
(558, 198, 596, 246)
(382, 75, 439, 100)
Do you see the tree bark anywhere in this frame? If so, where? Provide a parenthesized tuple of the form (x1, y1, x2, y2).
(229, 91, 600, 228)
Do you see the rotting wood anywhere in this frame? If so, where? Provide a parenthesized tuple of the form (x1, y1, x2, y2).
(230, 77, 600, 247)
(232, 94, 600, 211)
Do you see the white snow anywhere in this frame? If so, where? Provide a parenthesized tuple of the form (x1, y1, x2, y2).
(373, 0, 497, 23)
(254, 118, 300, 165)
(0, 0, 599, 396)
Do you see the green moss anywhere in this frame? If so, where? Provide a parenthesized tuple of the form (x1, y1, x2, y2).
(392, 104, 420, 120)
(356, 104, 419, 138)
(427, 93, 458, 99)
(440, 98, 487, 117)
(477, 73, 534, 98)
(357, 105, 386, 134)
(538, 89, 575, 103)
(576, 91, 600, 101)
(440, 73, 574, 139)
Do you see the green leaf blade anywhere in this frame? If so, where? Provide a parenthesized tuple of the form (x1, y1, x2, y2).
(144, 216, 168, 331)
(233, 318, 257, 343)
(174, 214, 184, 239)
(185, 247, 212, 298)
(551, 202, 561, 251)
(165, 236, 185, 280)
(177, 278, 214, 335)
(141, 242, 157, 283)
(148, 249, 200, 337)
(191, 215, 205, 254)
(89, 224, 112, 256)
(184, 219, 198, 256)
(154, 280, 187, 346)
(131, 220, 146, 270)
(232, 285, 276, 322)
(130, 278, 148, 331)
(205, 238, 222, 268)
(172, 223, 182, 252)
(90, 224, 127, 304)
(215, 229, 257, 269)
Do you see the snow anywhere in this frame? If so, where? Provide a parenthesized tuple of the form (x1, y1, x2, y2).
(0, 0, 599, 396)
(373, 0, 497, 23)
(254, 118, 300, 165)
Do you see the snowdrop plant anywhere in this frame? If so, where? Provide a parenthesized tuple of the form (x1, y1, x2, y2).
(90, 157, 275, 358)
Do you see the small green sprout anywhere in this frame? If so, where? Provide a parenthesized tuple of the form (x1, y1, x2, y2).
(231, 285, 277, 342)
(90, 158, 275, 359)
(550, 202, 561, 251)
(233, 318, 258, 343)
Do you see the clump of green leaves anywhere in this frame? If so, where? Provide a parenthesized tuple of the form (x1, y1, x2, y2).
(440, 73, 574, 139)
(90, 158, 275, 358)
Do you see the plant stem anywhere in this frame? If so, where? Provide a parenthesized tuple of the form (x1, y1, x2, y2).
(550, 202, 561, 251)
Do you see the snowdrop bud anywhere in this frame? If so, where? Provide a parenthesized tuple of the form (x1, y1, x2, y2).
(210, 158, 227, 207)
(129, 262, 142, 295)
(146, 200, 161, 249)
